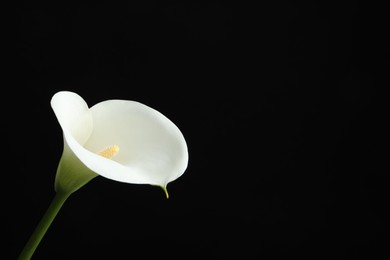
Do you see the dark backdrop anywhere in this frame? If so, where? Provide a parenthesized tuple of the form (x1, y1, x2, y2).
(8, 1, 388, 259)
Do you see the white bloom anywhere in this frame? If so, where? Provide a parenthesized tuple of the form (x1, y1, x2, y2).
(51, 91, 188, 197)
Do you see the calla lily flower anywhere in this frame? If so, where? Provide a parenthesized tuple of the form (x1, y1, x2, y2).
(18, 91, 188, 260)
(51, 91, 188, 197)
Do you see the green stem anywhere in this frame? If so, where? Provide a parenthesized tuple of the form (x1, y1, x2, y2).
(18, 191, 71, 260)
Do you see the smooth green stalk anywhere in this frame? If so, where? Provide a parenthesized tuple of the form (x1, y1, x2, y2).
(18, 191, 71, 260)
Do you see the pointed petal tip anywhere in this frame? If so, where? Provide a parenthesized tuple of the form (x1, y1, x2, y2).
(151, 184, 170, 199)
(162, 185, 169, 199)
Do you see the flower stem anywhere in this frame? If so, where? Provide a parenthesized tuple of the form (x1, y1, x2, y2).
(18, 191, 71, 260)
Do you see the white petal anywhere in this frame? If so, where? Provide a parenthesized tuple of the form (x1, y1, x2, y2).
(83, 100, 189, 186)
(51, 91, 188, 188)
(51, 91, 93, 145)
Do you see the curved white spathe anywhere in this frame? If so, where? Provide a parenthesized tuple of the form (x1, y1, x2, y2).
(51, 91, 188, 195)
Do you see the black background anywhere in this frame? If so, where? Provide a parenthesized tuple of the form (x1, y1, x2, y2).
(7, 1, 389, 259)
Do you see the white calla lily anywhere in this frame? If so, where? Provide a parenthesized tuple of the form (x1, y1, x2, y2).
(51, 91, 188, 196)
(18, 91, 188, 260)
